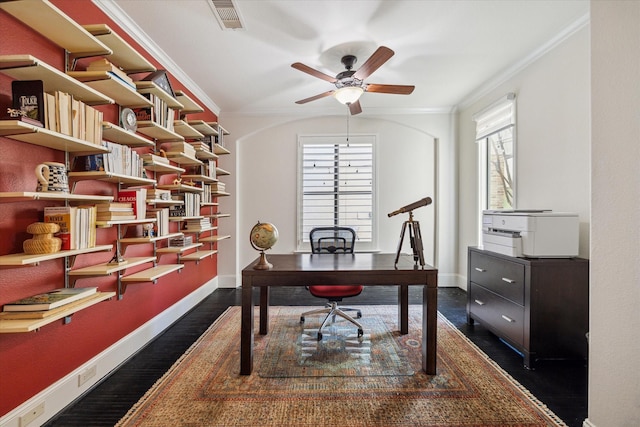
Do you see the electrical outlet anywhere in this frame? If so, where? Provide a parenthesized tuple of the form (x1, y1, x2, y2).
(78, 365, 97, 386)
(19, 402, 44, 427)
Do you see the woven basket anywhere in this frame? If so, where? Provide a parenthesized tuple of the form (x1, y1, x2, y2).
(23, 237, 62, 254)
(26, 222, 60, 235)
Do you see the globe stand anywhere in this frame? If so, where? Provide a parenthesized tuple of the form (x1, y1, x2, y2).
(253, 250, 272, 270)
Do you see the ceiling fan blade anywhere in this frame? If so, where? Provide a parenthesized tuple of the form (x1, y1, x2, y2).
(291, 62, 337, 83)
(352, 46, 394, 80)
(349, 100, 362, 115)
(365, 84, 415, 95)
(295, 90, 335, 104)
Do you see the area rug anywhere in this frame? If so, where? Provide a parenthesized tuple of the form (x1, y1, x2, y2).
(116, 306, 567, 427)
(259, 312, 413, 377)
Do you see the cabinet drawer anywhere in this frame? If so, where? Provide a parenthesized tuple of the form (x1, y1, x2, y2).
(469, 283, 524, 347)
(469, 251, 525, 304)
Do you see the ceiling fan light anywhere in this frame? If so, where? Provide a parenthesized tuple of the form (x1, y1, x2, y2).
(334, 86, 364, 105)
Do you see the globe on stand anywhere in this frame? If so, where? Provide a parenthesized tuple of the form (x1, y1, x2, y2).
(250, 221, 279, 270)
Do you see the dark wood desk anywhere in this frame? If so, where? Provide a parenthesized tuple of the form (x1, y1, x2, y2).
(241, 253, 438, 375)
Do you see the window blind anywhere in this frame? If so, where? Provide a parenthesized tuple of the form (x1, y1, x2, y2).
(473, 93, 516, 140)
(299, 136, 374, 244)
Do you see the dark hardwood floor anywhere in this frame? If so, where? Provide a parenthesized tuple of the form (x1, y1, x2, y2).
(44, 287, 587, 427)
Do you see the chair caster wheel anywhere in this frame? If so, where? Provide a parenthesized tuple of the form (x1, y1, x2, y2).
(317, 332, 323, 341)
(357, 328, 364, 337)
(356, 312, 362, 319)
(300, 316, 305, 323)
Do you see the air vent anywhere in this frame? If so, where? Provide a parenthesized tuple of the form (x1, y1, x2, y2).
(209, 0, 245, 30)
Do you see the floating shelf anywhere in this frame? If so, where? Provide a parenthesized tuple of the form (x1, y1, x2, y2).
(136, 121, 184, 142)
(120, 232, 183, 246)
(0, 55, 113, 105)
(157, 184, 203, 193)
(163, 152, 202, 166)
(157, 243, 203, 254)
(135, 81, 184, 110)
(175, 90, 204, 114)
(215, 167, 230, 176)
(95, 217, 155, 228)
(69, 171, 156, 186)
(142, 161, 185, 174)
(168, 216, 204, 222)
(180, 250, 216, 262)
(0, 292, 116, 333)
(0, 245, 113, 267)
(67, 71, 152, 108)
(120, 264, 184, 283)
(173, 120, 204, 139)
(146, 199, 184, 206)
(187, 120, 218, 136)
(206, 213, 231, 219)
(0, 0, 111, 58)
(181, 174, 218, 184)
(102, 122, 154, 148)
(194, 148, 218, 160)
(211, 191, 231, 197)
(0, 191, 113, 204)
(82, 24, 156, 74)
(68, 256, 156, 277)
(213, 144, 231, 155)
(0, 121, 110, 153)
(199, 235, 231, 243)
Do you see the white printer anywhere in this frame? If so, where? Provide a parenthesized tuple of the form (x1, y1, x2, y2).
(482, 210, 579, 258)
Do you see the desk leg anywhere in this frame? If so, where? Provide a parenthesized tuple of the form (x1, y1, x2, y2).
(398, 284, 409, 334)
(259, 286, 269, 335)
(240, 281, 254, 375)
(422, 283, 437, 375)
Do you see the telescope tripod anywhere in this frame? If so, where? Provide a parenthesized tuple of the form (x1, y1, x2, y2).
(394, 211, 425, 267)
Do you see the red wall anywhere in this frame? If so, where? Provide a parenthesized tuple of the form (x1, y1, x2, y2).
(0, 1, 219, 415)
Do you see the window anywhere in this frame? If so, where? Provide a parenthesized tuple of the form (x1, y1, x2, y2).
(298, 135, 375, 250)
(473, 94, 516, 239)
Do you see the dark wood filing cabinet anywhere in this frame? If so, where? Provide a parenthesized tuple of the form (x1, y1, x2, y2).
(467, 247, 589, 368)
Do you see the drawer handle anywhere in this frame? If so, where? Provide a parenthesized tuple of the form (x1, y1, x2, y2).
(501, 314, 515, 323)
(474, 299, 485, 306)
(474, 267, 486, 272)
(501, 277, 516, 284)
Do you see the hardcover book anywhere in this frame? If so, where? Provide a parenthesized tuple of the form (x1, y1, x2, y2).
(44, 206, 77, 250)
(2, 287, 98, 312)
(117, 188, 147, 219)
(11, 80, 44, 126)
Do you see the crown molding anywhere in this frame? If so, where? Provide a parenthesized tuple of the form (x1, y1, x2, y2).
(457, 12, 589, 111)
(92, 0, 221, 115)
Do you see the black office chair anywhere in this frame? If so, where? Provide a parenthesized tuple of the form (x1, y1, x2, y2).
(300, 226, 364, 340)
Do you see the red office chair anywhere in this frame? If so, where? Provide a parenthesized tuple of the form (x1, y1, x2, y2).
(300, 227, 364, 340)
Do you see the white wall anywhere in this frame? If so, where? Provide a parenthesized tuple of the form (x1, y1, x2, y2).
(457, 24, 591, 287)
(217, 112, 457, 287)
(587, 1, 640, 426)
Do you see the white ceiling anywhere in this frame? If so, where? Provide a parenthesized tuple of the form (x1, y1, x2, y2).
(98, 0, 589, 117)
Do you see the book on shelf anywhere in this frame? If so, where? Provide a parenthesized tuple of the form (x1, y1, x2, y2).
(117, 189, 147, 219)
(11, 80, 44, 126)
(147, 207, 169, 236)
(44, 206, 77, 250)
(2, 287, 98, 312)
(169, 235, 193, 247)
(96, 202, 133, 212)
(161, 141, 196, 157)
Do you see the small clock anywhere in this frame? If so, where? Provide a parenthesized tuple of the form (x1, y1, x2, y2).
(120, 108, 137, 132)
(143, 70, 175, 98)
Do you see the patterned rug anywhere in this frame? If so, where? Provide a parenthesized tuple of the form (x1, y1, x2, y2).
(259, 312, 413, 377)
(116, 306, 567, 427)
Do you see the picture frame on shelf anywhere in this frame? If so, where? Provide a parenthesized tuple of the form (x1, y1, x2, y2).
(143, 70, 175, 98)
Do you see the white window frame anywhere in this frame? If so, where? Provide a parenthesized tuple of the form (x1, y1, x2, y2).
(473, 93, 517, 243)
(297, 134, 377, 252)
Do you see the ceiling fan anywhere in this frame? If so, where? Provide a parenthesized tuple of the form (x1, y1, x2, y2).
(292, 46, 415, 115)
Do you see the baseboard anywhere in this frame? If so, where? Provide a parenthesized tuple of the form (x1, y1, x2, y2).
(0, 278, 218, 427)
(583, 419, 596, 427)
(218, 274, 239, 288)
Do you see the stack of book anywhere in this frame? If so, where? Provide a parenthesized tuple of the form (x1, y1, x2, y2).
(0, 287, 98, 320)
(96, 202, 135, 222)
(147, 188, 171, 201)
(141, 153, 170, 166)
(211, 182, 226, 193)
(117, 189, 147, 219)
(168, 235, 193, 247)
(78, 141, 144, 178)
(184, 217, 212, 232)
(133, 93, 175, 131)
(161, 141, 196, 158)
